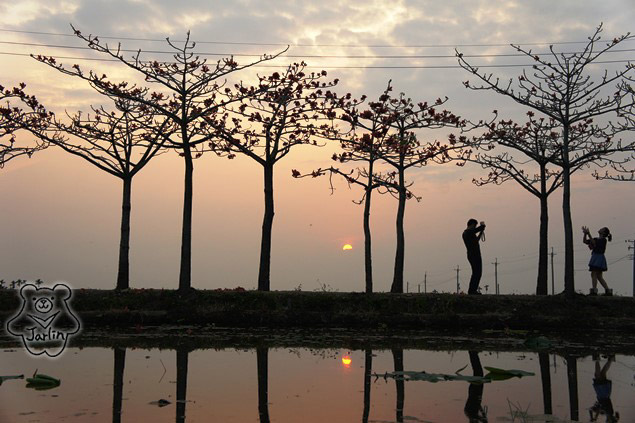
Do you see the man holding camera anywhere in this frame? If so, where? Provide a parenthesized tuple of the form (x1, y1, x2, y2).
(463, 219, 486, 295)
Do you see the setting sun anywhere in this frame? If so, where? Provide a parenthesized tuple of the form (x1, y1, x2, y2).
(341, 356, 352, 367)
(342, 244, 353, 251)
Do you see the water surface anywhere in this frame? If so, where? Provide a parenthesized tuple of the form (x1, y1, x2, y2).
(1, 345, 634, 422)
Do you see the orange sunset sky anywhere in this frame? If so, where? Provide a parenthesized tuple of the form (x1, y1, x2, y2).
(0, 0, 633, 294)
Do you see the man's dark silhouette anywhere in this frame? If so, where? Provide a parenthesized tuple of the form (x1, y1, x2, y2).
(463, 219, 486, 295)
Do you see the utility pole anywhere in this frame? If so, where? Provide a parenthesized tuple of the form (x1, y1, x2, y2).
(424, 272, 427, 294)
(492, 258, 499, 295)
(550, 247, 556, 296)
(456, 265, 460, 294)
(628, 240, 635, 298)
(406, 281, 409, 293)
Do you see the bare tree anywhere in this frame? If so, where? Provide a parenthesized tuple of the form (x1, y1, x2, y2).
(328, 87, 394, 294)
(21, 99, 171, 289)
(469, 113, 565, 295)
(0, 84, 49, 167)
(33, 26, 284, 291)
(294, 165, 407, 293)
(305, 82, 469, 293)
(292, 85, 418, 293)
(366, 83, 467, 293)
(458, 24, 635, 297)
(208, 63, 341, 291)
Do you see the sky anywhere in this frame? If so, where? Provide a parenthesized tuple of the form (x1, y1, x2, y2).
(0, 0, 634, 295)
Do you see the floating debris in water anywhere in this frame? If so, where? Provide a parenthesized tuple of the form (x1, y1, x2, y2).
(149, 399, 171, 407)
(374, 365, 534, 383)
(0, 374, 24, 385)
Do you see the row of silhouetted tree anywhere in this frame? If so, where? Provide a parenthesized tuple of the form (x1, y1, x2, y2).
(1, 24, 634, 296)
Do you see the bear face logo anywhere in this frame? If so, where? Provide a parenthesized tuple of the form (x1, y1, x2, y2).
(6, 283, 81, 358)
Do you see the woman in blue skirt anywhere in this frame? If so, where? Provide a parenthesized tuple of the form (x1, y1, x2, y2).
(582, 226, 613, 296)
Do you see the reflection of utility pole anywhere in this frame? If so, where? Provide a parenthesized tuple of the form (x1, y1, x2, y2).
(456, 265, 460, 294)
(492, 258, 499, 295)
(550, 247, 556, 295)
(628, 240, 635, 297)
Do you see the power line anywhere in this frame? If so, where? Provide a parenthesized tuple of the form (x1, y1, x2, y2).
(1, 27, 634, 48)
(498, 263, 538, 276)
(608, 254, 631, 265)
(498, 253, 540, 264)
(0, 51, 631, 70)
(1, 40, 634, 60)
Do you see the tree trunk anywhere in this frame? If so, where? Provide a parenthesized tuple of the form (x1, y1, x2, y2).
(561, 125, 575, 298)
(566, 355, 578, 421)
(562, 169, 574, 297)
(178, 146, 194, 291)
(390, 169, 406, 293)
(539, 352, 552, 415)
(116, 176, 132, 290)
(536, 193, 549, 295)
(363, 183, 373, 293)
(258, 164, 275, 291)
(112, 348, 126, 423)
(392, 349, 404, 422)
(362, 349, 372, 423)
(257, 347, 270, 423)
(176, 348, 189, 423)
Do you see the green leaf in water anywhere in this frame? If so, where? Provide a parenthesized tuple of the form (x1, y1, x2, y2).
(484, 366, 535, 380)
(25, 372, 61, 390)
(374, 370, 491, 384)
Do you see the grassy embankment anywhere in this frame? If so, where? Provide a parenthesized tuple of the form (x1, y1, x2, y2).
(1, 288, 633, 332)
(2, 289, 635, 353)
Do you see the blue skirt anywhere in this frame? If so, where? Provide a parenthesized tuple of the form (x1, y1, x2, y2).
(589, 253, 607, 272)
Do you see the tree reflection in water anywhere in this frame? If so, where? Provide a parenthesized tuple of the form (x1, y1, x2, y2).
(176, 348, 189, 423)
(362, 349, 372, 423)
(257, 347, 271, 423)
(392, 349, 405, 423)
(539, 352, 552, 415)
(566, 355, 579, 422)
(112, 347, 126, 423)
